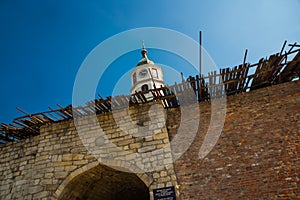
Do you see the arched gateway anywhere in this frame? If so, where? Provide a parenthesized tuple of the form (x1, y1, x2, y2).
(54, 162, 151, 200)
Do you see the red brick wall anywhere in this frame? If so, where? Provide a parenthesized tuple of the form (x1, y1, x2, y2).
(172, 80, 300, 199)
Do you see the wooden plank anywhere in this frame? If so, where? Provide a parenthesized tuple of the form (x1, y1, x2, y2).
(56, 104, 73, 118)
(101, 98, 112, 112)
(16, 107, 46, 124)
(238, 63, 249, 92)
(279, 50, 300, 82)
(73, 107, 86, 117)
(48, 107, 69, 120)
(280, 40, 287, 55)
(0, 124, 22, 139)
(0, 133, 14, 142)
(94, 99, 109, 113)
(197, 76, 203, 101)
(13, 120, 38, 133)
(118, 95, 130, 107)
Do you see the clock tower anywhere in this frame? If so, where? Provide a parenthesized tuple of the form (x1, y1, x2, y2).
(130, 42, 165, 94)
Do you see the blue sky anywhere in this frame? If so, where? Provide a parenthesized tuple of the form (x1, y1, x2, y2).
(0, 0, 300, 123)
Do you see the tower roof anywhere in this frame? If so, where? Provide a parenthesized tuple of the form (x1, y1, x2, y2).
(136, 41, 154, 66)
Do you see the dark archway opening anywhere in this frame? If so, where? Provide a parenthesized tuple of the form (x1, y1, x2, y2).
(58, 164, 150, 200)
(141, 84, 149, 92)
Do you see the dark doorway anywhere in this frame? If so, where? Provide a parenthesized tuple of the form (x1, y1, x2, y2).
(58, 164, 150, 200)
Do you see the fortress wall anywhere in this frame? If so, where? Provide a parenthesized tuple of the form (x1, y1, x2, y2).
(0, 80, 299, 199)
(0, 103, 178, 200)
(173, 80, 300, 199)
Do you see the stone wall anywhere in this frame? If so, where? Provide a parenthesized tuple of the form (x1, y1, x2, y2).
(0, 102, 179, 200)
(0, 80, 299, 199)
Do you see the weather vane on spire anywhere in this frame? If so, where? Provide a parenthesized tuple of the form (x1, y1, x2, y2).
(141, 40, 148, 58)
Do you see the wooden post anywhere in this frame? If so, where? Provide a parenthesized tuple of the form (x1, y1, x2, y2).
(243, 49, 248, 68)
(280, 40, 287, 55)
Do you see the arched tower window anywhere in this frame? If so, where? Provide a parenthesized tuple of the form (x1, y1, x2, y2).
(141, 84, 149, 92)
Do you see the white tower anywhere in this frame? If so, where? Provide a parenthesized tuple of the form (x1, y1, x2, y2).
(130, 42, 165, 94)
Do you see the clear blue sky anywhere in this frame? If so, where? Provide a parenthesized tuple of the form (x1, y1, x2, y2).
(0, 0, 300, 123)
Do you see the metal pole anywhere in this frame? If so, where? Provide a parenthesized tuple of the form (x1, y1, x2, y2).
(199, 31, 202, 77)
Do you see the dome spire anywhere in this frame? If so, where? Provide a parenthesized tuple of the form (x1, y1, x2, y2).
(136, 40, 154, 66)
(141, 40, 148, 59)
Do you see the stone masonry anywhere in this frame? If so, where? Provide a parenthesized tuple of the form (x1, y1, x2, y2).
(0, 102, 179, 200)
(0, 80, 299, 199)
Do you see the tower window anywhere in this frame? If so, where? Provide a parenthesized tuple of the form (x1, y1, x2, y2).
(141, 84, 149, 92)
(152, 68, 158, 78)
(133, 72, 137, 84)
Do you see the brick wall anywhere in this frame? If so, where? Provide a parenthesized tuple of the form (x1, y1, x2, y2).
(173, 80, 300, 199)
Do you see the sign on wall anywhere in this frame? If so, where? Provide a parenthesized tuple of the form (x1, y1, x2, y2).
(153, 186, 176, 200)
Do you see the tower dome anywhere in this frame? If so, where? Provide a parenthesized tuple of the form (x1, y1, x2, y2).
(136, 42, 154, 66)
(130, 42, 165, 94)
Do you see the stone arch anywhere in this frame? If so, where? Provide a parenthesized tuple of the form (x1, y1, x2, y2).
(53, 161, 153, 200)
(103, 159, 154, 187)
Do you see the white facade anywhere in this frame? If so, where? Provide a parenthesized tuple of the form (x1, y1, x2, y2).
(130, 45, 165, 94)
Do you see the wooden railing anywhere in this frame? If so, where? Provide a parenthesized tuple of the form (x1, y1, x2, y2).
(0, 41, 299, 144)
